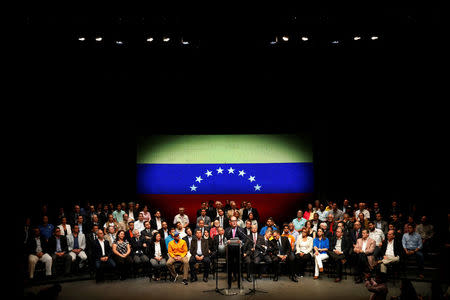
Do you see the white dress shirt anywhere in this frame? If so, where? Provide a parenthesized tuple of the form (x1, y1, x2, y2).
(98, 239, 106, 256)
(385, 240, 395, 257)
(154, 242, 162, 257)
(295, 236, 313, 254)
(362, 239, 368, 252)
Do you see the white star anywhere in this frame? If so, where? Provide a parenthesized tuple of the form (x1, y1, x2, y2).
(205, 170, 213, 177)
(195, 176, 203, 183)
(227, 167, 235, 174)
(248, 176, 256, 182)
(217, 167, 223, 174)
(238, 170, 246, 177)
(190, 185, 197, 191)
(254, 184, 261, 191)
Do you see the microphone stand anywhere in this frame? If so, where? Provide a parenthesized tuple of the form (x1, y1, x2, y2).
(240, 232, 268, 295)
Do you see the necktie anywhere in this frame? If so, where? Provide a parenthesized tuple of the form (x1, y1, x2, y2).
(220, 236, 223, 245)
(232, 228, 236, 238)
(253, 234, 257, 244)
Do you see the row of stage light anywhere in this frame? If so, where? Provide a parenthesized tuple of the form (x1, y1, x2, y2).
(77, 34, 381, 46)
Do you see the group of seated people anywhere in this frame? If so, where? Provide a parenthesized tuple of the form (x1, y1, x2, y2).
(24, 199, 437, 286)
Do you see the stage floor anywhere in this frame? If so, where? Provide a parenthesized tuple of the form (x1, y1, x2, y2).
(24, 273, 436, 300)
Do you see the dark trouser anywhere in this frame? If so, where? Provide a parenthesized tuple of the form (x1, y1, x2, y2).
(373, 246, 381, 260)
(95, 258, 116, 281)
(327, 251, 346, 278)
(295, 253, 311, 275)
(189, 256, 210, 279)
(406, 249, 424, 273)
(243, 255, 252, 278)
(354, 253, 370, 278)
(115, 255, 133, 279)
(254, 254, 273, 277)
(51, 253, 72, 275)
(272, 253, 295, 277)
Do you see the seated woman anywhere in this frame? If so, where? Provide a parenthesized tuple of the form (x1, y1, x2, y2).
(247, 212, 258, 229)
(312, 228, 329, 279)
(112, 230, 132, 280)
(295, 227, 313, 277)
(305, 221, 316, 239)
(148, 232, 168, 281)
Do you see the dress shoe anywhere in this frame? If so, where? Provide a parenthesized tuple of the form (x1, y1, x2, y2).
(291, 276, 298, 282)
(273, 276, 278, 281)
(182, 279, 188, 285)
(319, 267, 323, 272)
(246, 277, 252, 282)
(341, 259, 347, 264)
(203, 277, 208, 282)
(335, 277, 341, 282)
(313, 276, 319, 280)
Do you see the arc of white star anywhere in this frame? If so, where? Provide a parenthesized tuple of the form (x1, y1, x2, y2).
(217, 167, 223, 174)
(238, 170, 246, 177)
(190, 185, 197, 191)
(205, 170, 213, 177)
(227, 167, 235, 174)
(248, 176, 256, 182)
(195, 176, 203, 183)
(254, 184, 261, 191)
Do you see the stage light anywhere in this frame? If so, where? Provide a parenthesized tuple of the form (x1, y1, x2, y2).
(78, 37, 85, 41)
(146, 37, 154, 42)
(282, 36, 289, 42)
(163, 37, 170, 42)
(270, 37, 278, 45)
(95, 37, 102, 42)
(115, 40, 124, 45)
(371, 36, 379, 40)
(181, 38, 190, 45)
(331, 40, 340, 44)
(353, 36, 361, 41)
(301, 36, 309, 41)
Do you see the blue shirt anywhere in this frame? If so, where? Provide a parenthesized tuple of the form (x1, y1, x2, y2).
(73, 235, 79, 249)
(165, 235, 174, 249)
(113, 210, 125, 223)
(292, 218, 306, 231)
(39, 224, 54, 240)
(402, 232, 422, 250)
(56, 238, 62, 252)
(313, 237, 329, 254)
(260, 226, 277, 235)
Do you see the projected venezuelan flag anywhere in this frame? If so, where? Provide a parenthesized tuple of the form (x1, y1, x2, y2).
(137, 134, 314, 221)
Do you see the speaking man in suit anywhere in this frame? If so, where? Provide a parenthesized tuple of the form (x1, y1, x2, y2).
(224, 216, 247, 288)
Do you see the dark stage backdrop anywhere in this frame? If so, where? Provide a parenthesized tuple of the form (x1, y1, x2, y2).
(136, 134, 314, 223)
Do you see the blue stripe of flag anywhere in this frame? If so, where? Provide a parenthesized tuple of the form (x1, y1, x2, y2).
(137, 163, 314, 195)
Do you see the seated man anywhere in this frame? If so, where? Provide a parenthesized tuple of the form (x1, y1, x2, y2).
(402, 223, 425, 279)
(260, 217, 278, 235)
(416, 215, 434, 252)
(243, 224, 265, 281)
(189, 229, 210, 282)
(93, 229, 116, 282)
(141, 221, 153, 243)
(195, 219, 209, 237)
(353, 229, 376, 283)
(368, 221, 385, 259)
(67, 224, 88, 270)
(281, 224, 296, 251)
(271, 230, 297, 282)
(175, 221, 187, 238)
(165, 227, 176, 249)
(124, 220, 135, 242)
(292, 211, 306, 232)
(130, 229, 150, 268)
(211, 227, 226, 259)
(134, 212, 146, 233)
(254, 229, 274, 279)
(378, 229, 402, 273)
(166, 232, 189, 285)
(26, 227, 52, 279)
(196, 209, 212, 228)
(375, 213, 389, 235)
(48, 227, 72, 277)
(327, 227, 351, 282)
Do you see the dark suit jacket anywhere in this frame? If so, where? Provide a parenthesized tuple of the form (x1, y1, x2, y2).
(93, 239, 113, 259)
(158, 228, 170, 241)
(270, 236, 292, 256)
(85, 231, 98, 254)
(195, 226, 210, 237)
(26, 236, 49, 255)
(129, 236, 147, 256)
(242, 208, 260, 222)
(350, 228, 363, 245)
(125, 229, 135, 243)
(244, 234, 268, 257)
(189, 238, 210, 257)
(211, 234, 226, 257)
(329, 235, 351, 256)
(214, 215, 230, 229)
(380, 239, 403, 260)
(224, 226, 246, 241)
(150, 218, 165, 231)
(148, 240, 168, 259)
(141, 228, 154, 243)
(183, 235, 194, 250)
(47, 235, 69, 254)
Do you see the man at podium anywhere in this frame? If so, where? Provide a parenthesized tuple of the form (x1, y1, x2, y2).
(225, 216, 246, 289)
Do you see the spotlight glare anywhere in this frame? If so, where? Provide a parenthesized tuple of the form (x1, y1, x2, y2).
(282, 36, 289, 42)
(301, 36, 309, 41)
(270, 36, 278, 45)
(163, 37, 170, 42)
(371, 36, 379, 40)
(331, 40, 340, 44)
(78, 37, 85, 41)
(353, 36, 361, 40)
(95, 37, 102, 41)
(115, 40, 123, 45)
(146, 37, 154, 42)
(182, 40, 190, 45)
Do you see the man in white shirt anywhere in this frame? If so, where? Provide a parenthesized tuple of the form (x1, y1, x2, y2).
(368, 221, 385, 258)
(173, 207, 190, 229)
(355, 202, 370, 221)
(378, 230, 401, 273)
(134, 212, 146, 233)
